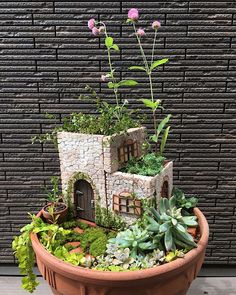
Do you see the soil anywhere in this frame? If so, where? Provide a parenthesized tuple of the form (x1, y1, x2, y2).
(45, 203, 66, 213)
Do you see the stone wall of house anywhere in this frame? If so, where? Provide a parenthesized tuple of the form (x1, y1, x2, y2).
(58, 128, 147, 207)
(57, 131, 107, 207)
(103, 127, 146, 173)
(107, 161, 173, 205)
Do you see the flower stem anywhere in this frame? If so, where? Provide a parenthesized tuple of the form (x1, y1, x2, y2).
(151, 29, 157, 65)
(100, 22, 120, 117)
(132, 23, 149, 73)
(132, 22, 158, 153)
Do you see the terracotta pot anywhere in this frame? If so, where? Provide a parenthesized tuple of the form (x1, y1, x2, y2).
(31, 208, 209, 295)
(42, 202, 68, 224)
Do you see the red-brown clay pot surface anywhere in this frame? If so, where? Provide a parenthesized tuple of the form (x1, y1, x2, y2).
(31, 208, 209, 295)
(42, 202, 68, 224)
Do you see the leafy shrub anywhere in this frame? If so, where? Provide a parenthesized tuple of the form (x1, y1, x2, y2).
(95, 205, 125, 230)
(121, 153, 165, 176)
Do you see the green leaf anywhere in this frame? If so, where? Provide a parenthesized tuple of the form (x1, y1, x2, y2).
(105, 36, 113, 48)
(159, 221, 170, 233)
(150, 134, 158, 143)
(159, 198, 167, 215)
(147, 223, 159, 232)
(150, 207, 161, 222)
(140, 98, 161, 111)
(169, 196, 176, 209)
(171, 218, 177, 226)
(165, 228, 173, 251)
(126, 18, 133, 24)
(182, 216, 198, 227)
(157, 114, 171, 136)
(129, 66, 146, 72)
(163, 198, 170, 211)
(150, 58, 169, 71)
(117, 79, 138, 87)
(139, 241, 157, 250)
(111, 44, 119, 51)
(160, 126, 171, 155)
(107, 82, 115, 89)
(175, 230, 197, 247)
(176, 223, 186, 233)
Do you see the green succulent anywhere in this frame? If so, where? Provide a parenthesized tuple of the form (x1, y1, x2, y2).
(146, 197, 198, 252)
(172, 187, 198, 211)
(108, 224, 157, 258)
(94, 245, 165, 271)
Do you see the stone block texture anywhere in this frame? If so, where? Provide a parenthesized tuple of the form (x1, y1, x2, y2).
(58, 128, 171, 225)
(0, 1, 235, 264)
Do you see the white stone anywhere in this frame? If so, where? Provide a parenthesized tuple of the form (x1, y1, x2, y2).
(57, 128, 173, 227)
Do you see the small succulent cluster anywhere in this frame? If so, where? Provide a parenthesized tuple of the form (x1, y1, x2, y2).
(93, 243, 165, 271)
(146, 197, 198, 252)
(108, 224, 157, 258)
(92, 193, 198, 271)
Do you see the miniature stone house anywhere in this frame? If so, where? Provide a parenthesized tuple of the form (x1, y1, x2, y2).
(57, 127, 173, 226)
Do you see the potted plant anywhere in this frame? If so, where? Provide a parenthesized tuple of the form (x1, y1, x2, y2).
(41, 176, 68, 224)
(12, 8, 209, 295)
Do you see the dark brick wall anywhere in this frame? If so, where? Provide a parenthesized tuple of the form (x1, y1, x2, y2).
(0, 1, 235, 264)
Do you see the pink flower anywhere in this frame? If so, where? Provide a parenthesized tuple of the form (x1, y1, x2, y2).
(88, 18, 95, 30)
(128, 8, 139, 21)
(92, 27, 100, 36)
(99, 26, 105, 33)
(152, 20, 161, 30)
(101, 74, 108, 82)
(137, 28, 146, 37)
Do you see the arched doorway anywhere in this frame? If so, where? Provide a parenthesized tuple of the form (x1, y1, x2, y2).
(161, 180, 169, 198)
(74, 179, 95, 221)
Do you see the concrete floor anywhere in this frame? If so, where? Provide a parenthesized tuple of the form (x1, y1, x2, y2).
(0, 276, 236, 295)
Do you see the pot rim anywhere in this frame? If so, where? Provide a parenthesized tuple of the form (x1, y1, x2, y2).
(31, 207, 209, 283)
(42, 202, 68, 214)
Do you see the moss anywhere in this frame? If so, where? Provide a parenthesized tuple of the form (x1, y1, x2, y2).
(95, 204, 125, 230)
(89, 236, 107, 257)
(77, 221, 89, 230)
(107, 231, 117, 239)
(61, 220, 78, 229)
(64, 244, 77, 252)
(80, 227, 106, 250)
(64, 231, 82, 243)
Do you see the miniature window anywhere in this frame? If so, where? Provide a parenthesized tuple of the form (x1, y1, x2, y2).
(118, 139, 138, 164)
(113, 193, 141, 216)
(161, 180, 169, 198)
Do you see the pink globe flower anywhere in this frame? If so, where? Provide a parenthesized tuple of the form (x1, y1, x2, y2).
(137, 28, 146, 37)
(88, 18, 95, 30)
(101, 74, 108, 82)
(128, 8, 139, 21)
(99, 26, 105, 33)
(92, 27, 100, 36)
(152, 20, 161, 30)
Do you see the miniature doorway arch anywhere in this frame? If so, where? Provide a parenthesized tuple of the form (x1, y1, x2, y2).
(68, 171, 97, 222)
(161, 177, 169, 198)
(74, 179, 95, 222)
